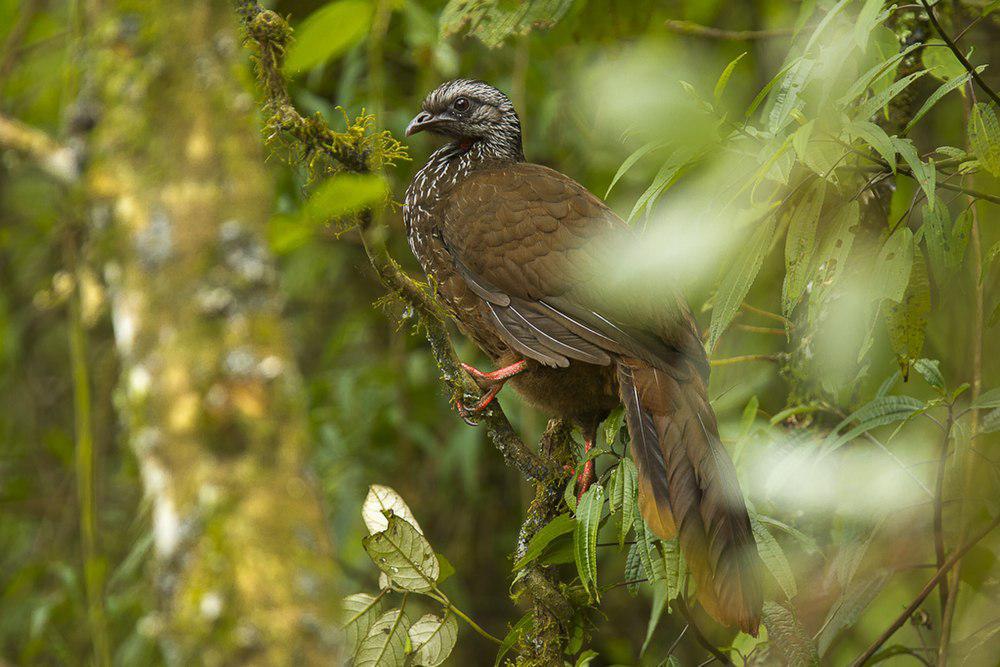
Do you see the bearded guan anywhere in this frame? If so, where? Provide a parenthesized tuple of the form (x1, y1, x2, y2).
(403, 79, 763, 634)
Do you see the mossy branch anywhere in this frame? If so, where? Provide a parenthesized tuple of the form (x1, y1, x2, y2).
(234, 2, 551, 480)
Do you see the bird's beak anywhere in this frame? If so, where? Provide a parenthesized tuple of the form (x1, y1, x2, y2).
(406, 111, 440, 137)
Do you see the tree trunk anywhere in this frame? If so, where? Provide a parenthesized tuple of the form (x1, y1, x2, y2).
(87, 2, 340, 663)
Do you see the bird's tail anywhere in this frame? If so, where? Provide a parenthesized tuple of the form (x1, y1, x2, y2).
(616, 357, 763, 635)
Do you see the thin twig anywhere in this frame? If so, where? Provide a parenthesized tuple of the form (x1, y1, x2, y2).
(918, 0, 1000, 108)
(850, 512, 1000, 667)
(0, 113, 80, 183)
(711, 353, 784, 367)
(740, 302, 794, 329)
(664, 19, 798, 40)
(932, 408, 953, 616)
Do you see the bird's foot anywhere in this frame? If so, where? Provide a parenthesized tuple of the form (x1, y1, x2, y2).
(453, 359, 527, 425)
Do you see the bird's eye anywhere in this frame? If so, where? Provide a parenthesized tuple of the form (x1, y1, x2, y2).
(453, 97, 470, 112)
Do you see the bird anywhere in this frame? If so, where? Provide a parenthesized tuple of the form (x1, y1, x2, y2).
(403, 79, 763, 634)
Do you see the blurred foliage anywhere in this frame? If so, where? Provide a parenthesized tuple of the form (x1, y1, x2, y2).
(2, 0, 1000, 665)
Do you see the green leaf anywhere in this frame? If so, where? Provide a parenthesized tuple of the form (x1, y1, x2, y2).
(905, 69, 979, 133)
(494, 613, 533, 667)
(763, 601, 820, 665)
(768, 58, 816, 133)
(624, 541, 643, 595)
(661, 537, 685, 601)
(439, 0, 574, 48)
(605, 141, 665, 198)
(285, 0, 374, 73)
(922, 196, 952, 280)
(820, 395, 925, 457)
(747, 57, 802, 120)
(627, 148, 695, 222)
(980, 408, 1000, 434)
(854, 0, 888, 51)
(810, 200, 859, 304)
(604, 407, 625, 449)
(408, 612, 458, 666)
(342, 592, 388, 658)
(355, 609, 410, 667)
(641, 582, 669, 657)
(846, 120, 896, 173)
(756, 514, 819, 554)
(855, 70, 929, 122)
(839, 44, 921, 107)
(782, 179, 826, 315)
(969, 102, 1000, 177)
(303, 173, 389, 226)
(609, 459, 637, 548)
(574, 484, 605, 600)
(912, 358, 945, 391)
(922, 39, 968, 83)
(714, 52, 747, 104)
(871, 227, 914, 304)
(816, 569, 893, 656)
(512, 514, 575, 571)
(751, 516, 797, 599)
(634, 516, 667, 584)
(885, 253, 931, 377)
(893, 136, 937, 204)
(972, 387, 1000, 409)
(708, 214, 778, 350)
(435, 553, 455, 585)
(362, 514, 440, 593)
(574, 649, 599, 667)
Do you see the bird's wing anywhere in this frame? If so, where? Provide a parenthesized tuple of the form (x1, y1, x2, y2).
(441, 162, 707, 377)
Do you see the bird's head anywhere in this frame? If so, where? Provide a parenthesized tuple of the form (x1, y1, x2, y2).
(406, 79, 523, 159)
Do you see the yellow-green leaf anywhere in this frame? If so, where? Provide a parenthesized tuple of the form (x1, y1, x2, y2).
(285, 0, 373, 73)
(782, 179, 826, 315)
(969, 102, 1000, 177)
(886, 253, 931, 379)
(574, 484, 604, 600)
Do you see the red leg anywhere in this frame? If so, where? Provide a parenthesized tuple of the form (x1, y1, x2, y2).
(454, 359, 527, 423)
(576, 437, 595, 500)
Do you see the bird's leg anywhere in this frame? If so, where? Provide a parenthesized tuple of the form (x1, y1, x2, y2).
(576, 437, 595, 501)
(454, 359, 527, 423)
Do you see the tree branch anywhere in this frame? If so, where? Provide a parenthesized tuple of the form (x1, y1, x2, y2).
(0, 113, 80, 183)
(234, 1, 551, 482)
(918, 0, 1000, 108)
(664, 19, 797, 41)
(850, 512, 1000, 667)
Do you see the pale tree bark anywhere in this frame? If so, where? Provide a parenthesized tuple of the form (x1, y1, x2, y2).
(86, 1, 340, 663)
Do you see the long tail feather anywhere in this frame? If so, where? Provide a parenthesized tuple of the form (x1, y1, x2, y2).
(617, 358, 763, 635)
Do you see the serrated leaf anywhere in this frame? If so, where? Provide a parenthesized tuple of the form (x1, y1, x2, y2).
(661, 537, 685, 601)
(342, 592, 388, 658)
(408, 613, 458, 666)
(363, 484, 422, 535)
(854, 0, 887, 51)
(363, 515, 439, 593)
(885, 252, 930, 376)
(906, 70, 978, 132)
(285, 0, 373, 73)
(604, 407, 625, 449)
(839, 44, 921, 107)
(751, 516, 797, 599)
(817, 569, 893, 656)
(969, 102, 1000, 177)
(872, 227, 914, 304)
(769, 58, 816, 133)
(512, 514, 575, 570)
(708, 214, 778, 350)
(819, 395, 925, 457)
(624, 541, 643, 596)
(605, 141, 665, 198)
(855, 70, 929, 121)
(972, 387, 1000, 409)
(574, 484, 605, 600)
(714, 52, 747, 104)
(912, 358, 945, 391)
(355, 609, 410, 667)
(609, 459, 637, 548)
(634, 516, 667, 584)
(763, 601, 820, 665)
(891, 136, 936, 202)
(846, 121, 897, 172)
(782, 179, 826, 315)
